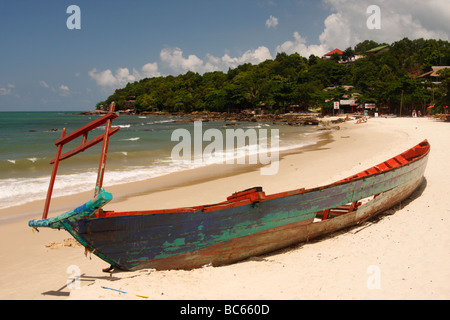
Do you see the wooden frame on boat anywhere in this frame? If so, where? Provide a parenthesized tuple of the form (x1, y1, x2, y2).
(42, 103, 119, 219)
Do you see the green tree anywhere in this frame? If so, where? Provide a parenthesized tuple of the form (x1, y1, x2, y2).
(436, 68, 450, 107)
(309, 60, 349, 87)
(342, 47, 355, 61)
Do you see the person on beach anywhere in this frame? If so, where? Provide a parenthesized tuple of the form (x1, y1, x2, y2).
(412, 109, 417, 117)
(356, 116, 367, 124)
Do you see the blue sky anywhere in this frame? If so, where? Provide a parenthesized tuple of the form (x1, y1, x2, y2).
(1, 0, 449, 111)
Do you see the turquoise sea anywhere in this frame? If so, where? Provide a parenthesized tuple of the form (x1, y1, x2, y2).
(0, 112, 323, 209)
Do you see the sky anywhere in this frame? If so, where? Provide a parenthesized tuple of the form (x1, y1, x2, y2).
(0, 0, 449, 111)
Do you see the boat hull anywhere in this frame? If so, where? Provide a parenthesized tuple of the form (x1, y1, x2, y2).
(29, 140, 429, 271)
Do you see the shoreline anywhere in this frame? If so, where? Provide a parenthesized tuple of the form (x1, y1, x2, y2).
(1, 116, 450, 299)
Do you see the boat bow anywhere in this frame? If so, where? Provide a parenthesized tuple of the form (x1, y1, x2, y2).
(28, 189, 113, 230)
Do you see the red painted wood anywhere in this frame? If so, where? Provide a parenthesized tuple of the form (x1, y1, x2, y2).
(49, 127, 120, 164)
(95, 104, 115, 197)
(54, 111, 118, 146)
(322, 209, 330, 221)
(42, 128, 67, 220)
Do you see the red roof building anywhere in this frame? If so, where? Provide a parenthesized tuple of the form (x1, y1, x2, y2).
(324, 48, 343, 56)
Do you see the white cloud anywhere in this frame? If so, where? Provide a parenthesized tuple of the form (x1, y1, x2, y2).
(0, 84, 15, 95)
(59, 85, 70, 96)
(319, 0, 450, 50)
(89, 69, 119, 87)
(89, 63, 161, 88)
(189, 46, 271, 72)
(211, 46, 273, 70)
(319, 11, 353, 50)
(0, 88, 11, 96)
(39, 81, 49, 88)
(160, 47, 218, 74)
(90, 46, 273, 88)
(276, 32, 329, 57)
(138, 62, 160, 79)
(266, 15, 279, 28)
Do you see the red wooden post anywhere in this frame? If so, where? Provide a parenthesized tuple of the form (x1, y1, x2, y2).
(94, 103, 115, 197)
(42, 128, 67, 220)
(348, 201, 358, 212)
(322, 209, 330, 221)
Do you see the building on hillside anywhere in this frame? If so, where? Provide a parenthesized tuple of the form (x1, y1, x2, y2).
(322, 48, 362, 65)
(322, 48, 343, 60)
(416, 66, 450, 84)
(365, 45, 390, 55)
(339, 55, 364, 66)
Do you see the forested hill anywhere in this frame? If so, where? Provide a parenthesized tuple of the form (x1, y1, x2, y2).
(96, 38, 450, 114)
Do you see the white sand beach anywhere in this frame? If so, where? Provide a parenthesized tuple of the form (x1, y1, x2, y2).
(1, 116, 449, 300)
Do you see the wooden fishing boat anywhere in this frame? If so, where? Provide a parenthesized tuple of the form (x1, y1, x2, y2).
(29, 103, 430, 271)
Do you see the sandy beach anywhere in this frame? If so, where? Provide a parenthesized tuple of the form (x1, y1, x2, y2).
(1, 116, 449, 300)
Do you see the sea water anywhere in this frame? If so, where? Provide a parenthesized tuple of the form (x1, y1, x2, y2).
(0, 112, 323, 210)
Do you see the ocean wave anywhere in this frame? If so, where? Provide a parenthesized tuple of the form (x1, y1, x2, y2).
(120, 137, 141, 141)
(0, 161, 196, 210)
(156, 119, 175, 123)
(146, 119, 175, 125)
(96, 124, 131, 130)
(1, 157, 48, 171)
